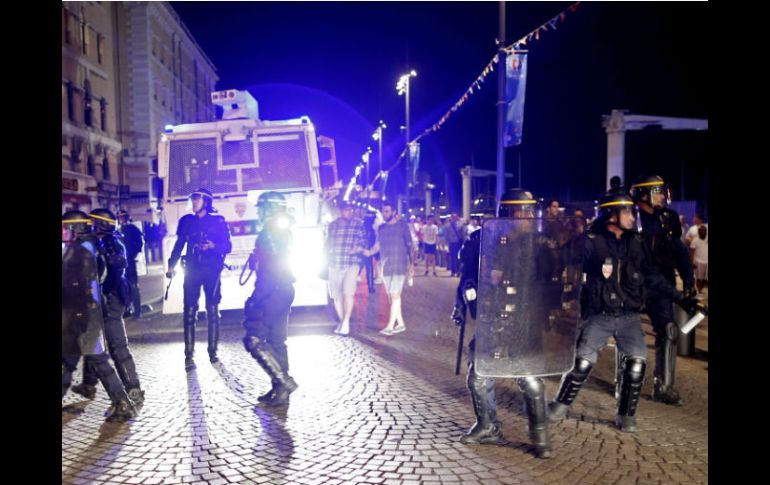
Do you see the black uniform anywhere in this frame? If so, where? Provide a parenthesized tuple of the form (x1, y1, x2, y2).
(638, 207, 695, 405)
(74, 232, 144, 404)
(62, 222, 136, 422)
(242, 215, 298, 406)
(120, 223, 144, 318)
(549, 219, 683, 432)
(168, 212, 232, 364)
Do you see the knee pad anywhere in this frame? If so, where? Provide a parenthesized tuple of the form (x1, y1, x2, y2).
(518, 376, 544, 396)
(243, 334, 266, 353)
(622, 357, 646, 383)
(665, 321, 678, 341)
(183, 306, 198, 326)
(573, 357, 594, 380)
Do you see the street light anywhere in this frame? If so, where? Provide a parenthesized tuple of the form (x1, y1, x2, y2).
(372, 120, 387, 178)
(396, 70, 417, 210)
(361, 146, 373, 189)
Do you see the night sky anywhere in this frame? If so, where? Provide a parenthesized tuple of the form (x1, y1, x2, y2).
(172, 1, 709, 211)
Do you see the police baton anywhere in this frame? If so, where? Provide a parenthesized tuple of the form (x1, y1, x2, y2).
(164, 273, 174, 301)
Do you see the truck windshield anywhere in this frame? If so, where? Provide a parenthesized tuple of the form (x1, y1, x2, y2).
(167, 130, 313, 198)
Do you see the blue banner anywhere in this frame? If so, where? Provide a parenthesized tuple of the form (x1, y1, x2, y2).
(504, 51, 528, 147)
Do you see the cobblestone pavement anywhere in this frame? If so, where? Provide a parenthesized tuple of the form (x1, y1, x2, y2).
(63, 268, 708, 485)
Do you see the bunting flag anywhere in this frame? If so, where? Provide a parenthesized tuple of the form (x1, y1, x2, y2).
(372, 2, 580, 187)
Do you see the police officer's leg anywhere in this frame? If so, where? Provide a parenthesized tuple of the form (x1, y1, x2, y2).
(549, 315, 607, 422)
(517, 376, 551, 458)
(613, 314, 648, 432)
(71, 357, 99, 399)
(126, 263, 141, 318)
(62, 355, 80, 399)
(647, 297, 682, 405)
(203, 270, 223, 363)
(243, 289, 298, 406)
(262, 285, 297, 405)
(103, 293, 144, 403)
(89, 352, 137, 422)
(461, 337, 503, 444)
(183, 271, 202, 369)
(614, 346, 626, 400)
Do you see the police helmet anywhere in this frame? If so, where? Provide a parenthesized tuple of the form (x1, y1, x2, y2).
(498, 188, 537, 218)
(116, 209, 130, 223)
(595, 192, 636, 226)
(89, 208, 118, 235)
(630, 175, 671, 208)
(189, 187, 215, 211)
(62, 210, 92, 241)
(256, 191, 288, 219)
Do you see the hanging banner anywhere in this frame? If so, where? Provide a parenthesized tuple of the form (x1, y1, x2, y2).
(504, 51, 528, 147)
(408, 142, 420, 185)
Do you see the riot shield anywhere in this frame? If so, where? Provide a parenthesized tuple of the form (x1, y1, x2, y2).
(62, 239, 106, 357)
(473, 217, 582, 378)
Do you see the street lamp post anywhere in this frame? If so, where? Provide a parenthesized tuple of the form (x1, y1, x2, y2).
(372, 120, 387, 183)
(397, 70, 417, 212)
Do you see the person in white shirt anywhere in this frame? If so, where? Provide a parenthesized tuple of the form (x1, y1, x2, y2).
(685, 214, 708, 245)
(689, 225, 708, 293)
(422, 216, 440, 276)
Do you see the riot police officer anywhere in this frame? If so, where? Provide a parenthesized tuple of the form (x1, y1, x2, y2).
(547, 192, 697, 432)
(62, 211, 136, 422)
(71, 209, 145, 405)
(460, 189, 553, 459)
(167, 188, 232, 369)
(631, 175, 696, 406)
(116, 209, 144, 319)
(242, 192, 298, 407)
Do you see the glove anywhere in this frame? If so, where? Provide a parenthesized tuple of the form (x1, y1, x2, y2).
(165, 269, 175, 279)
(677, 296, 700, 316)
(451, 305, 465, 326)
(682, 283, 698, 301)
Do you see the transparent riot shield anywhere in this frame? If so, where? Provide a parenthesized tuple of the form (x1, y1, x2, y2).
(62, 239, 106, 356)
(473, 217, 583, 378)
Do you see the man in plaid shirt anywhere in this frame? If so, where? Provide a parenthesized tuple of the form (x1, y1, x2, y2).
(326, 200, 368, 335)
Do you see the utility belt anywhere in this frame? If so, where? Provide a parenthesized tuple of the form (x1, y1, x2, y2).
(181, 255, 224, 273)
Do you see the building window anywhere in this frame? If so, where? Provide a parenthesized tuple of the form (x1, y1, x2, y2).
(80, 21, 87, 55)
(83, 79, 93, 127)
(87, 155, 95, 176)
(63, 8, 72, 44)
(97, 34, 104, 64)
(102, 156, 111, 181)
(100, 99, 107, 131)
(66, 82, 75, 122)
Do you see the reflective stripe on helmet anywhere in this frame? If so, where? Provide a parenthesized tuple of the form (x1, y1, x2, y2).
(90, 214, 116, 224)
(62, 219, 92, 224)
(598, 200, 635, 208)
(631, 181, 664, 188)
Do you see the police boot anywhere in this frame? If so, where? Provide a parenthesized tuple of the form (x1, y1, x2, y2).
(616, 357, 646, 432)
(90, 354, 137, 422)
(105, 399, 138, 423)
(257, 380, 280, 403)
(461, 363, 504, 445)
(71, 359, 99, 399)
(548, 357, 593, 423)
(183, 306, 198, 370)
(206, 305, 220, 363)
(245, 336, 298, 406)
(71, 383, 97, 400)
(518, 377, 551, 459)
(652, 322, 683, 406)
